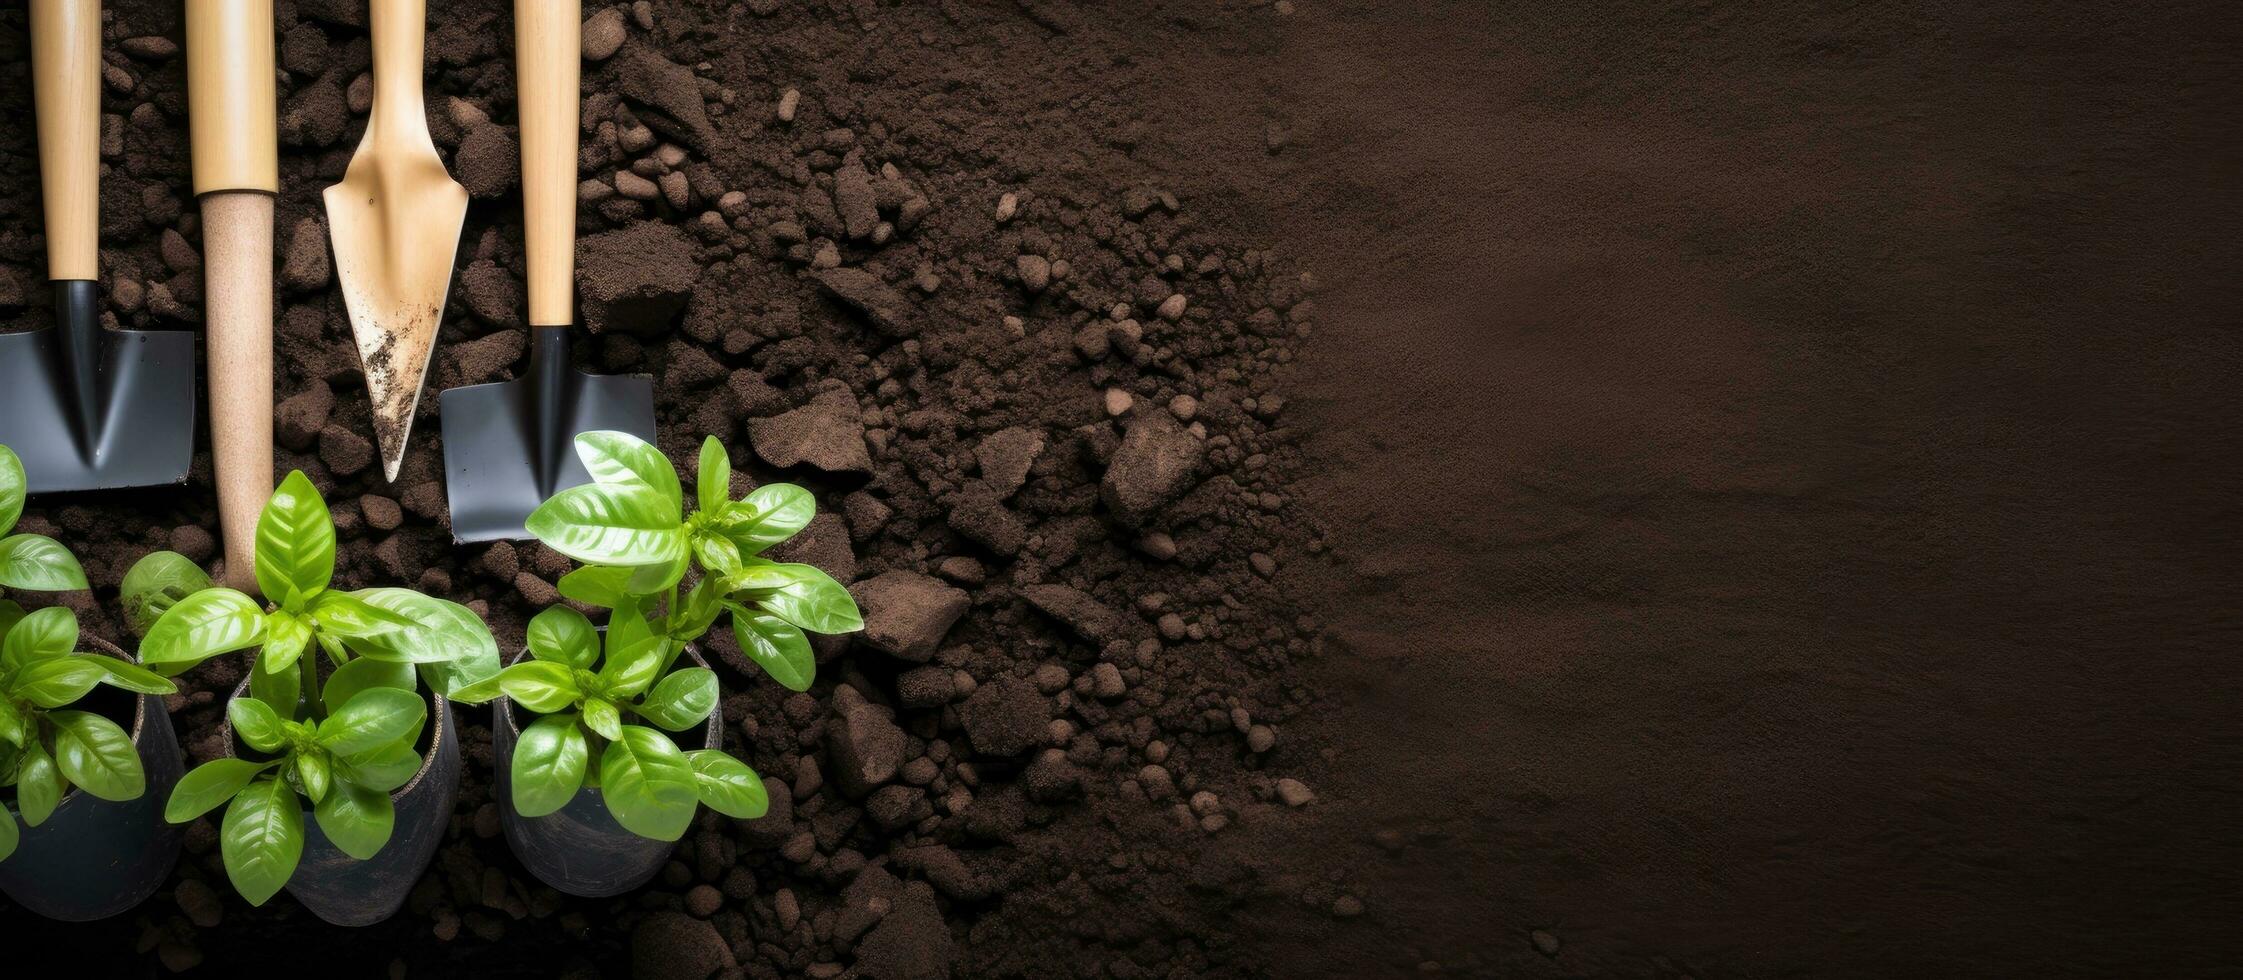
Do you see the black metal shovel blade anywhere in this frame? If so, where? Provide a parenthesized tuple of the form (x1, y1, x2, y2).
(0, 282, 196, 493)
(439, 329, 655, 543)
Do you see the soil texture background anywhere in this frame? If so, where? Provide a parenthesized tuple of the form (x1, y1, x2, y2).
(2, 1, 2241, 978)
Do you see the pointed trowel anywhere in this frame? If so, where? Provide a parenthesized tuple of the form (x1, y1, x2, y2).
(324, 0, 468, 483)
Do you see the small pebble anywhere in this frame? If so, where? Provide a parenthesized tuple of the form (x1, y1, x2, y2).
(1275, 777, 1316, 807)
(777, 88, 800, 122)
(995, 191, 1019, 223)
(1104, 388, 1134, 416)
(1531, 929, 1562, 957)
(1157, 293, 1189, 321)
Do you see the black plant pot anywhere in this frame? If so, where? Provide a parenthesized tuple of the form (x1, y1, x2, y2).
(494, 646, 721, 898)
(222, 678, 459, 926)
(0, 637, 184, 921)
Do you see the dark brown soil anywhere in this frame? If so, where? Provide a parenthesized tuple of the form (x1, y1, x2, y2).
(6, 1, 2243, 978)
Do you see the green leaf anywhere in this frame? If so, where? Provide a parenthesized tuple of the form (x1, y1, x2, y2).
(685, 750, 768, 819)
(598, 725, 697, 841)
(0, 444, 23, 537)
(499, 661, 581, 714)
(11, 655, 104, 708)
(696, 436, 731, 516)
(582, 697, 623, 741)
(626, 553, 689, 596)
(166, 758, 271, 822)
(636, 667, 718, 731)
(321, 658, 416, 718)
(249, 654, 302, 722)
(0, 700, 23, 747)
(260, 610, 310, 675)
(0, 807, 16, 861)
(85, 655, 179, 695)
(313, 780, 394, 861)
(527, 606, 599, 668)
(741, 563, 863, 634)
(15, 741, 64, 826)
(693, 534, 744, 578)
(337, 741, 420, 793)
(729, 611, 816, 692)
(293, 751, 331, 804)
(120, 551, 214, 636)
(141, 588, 267, 674)
(525, 482, 687, 567)
(511, 713, 589, 817)
(720, 484, 816, 556)
(575, 430, 682, 507)
(221, 777, 304, 906)
(349, 590, 501, 701)
(228, 698, 288, 753)
(0, 600, 24, 645)
(306, 589, 420, 641)
(254, 471, 336, 605)
(599, 635, 666, 697)
(0, 534, 90, 592)
(1, 605, 77, 673)
(671, 576, 724, 642)
(557, 565, 636, 608)
(49, 710, 143, 801)
(316, 688, 425, 757)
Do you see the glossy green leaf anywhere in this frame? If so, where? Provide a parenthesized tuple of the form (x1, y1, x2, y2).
(0, 534, 90, 592)
(221, 778, 304, 906)
(166, 758, 271, 822)
(626, 553, 689, 596)
(575, 430, 681, 507)
(525, 482, 687, 567)
(313, 780, 394, 861)
(721, 484, 816, 558)
(672, 576, 724, 642)
(321, 658, 416, 718)
(0, 806, 17, 861)
(582, 697, 623, 741)
(15, 741, 64, 826)
(637, 667, 719, 732)
(0, 700, 24, 747)
(253, 471, 336, 605)
(11, 656, 104, 708)
(120, 551, 213, 637)
(696, 436, 730, 516)
(293, 751, 331, 804)
(350, 589, 502, 701)
(2, 605, 77, 673)
(598, 725, 697, 841)
(511, 713, 588, 817)
(599, 635, 666, 697)
(49, 710, 143, 801)
(260, 610, 310, 675)
(499, 661, 581, 714)
(228, 698, 288, 753)
(316, 688, 425, 757)
(0, 445, 23, 537)
(337, 741, 420, 793)
(742, 564, 863, 635)
(556, 565, 635, 608)
(685, 749, 768, 819)
(249, 654, 302, 722)
(141, 588, 267, 674)
(0, 600, 24, 646)
(527, 606, 598, 668)
(306, 589, 419, 641)
(693, 534, 743, 578)
(85, 655, 179, 696)
(729, 611, 816, 692)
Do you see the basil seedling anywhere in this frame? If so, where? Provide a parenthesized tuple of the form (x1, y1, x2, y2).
(141, 471, 501, 905)
(508, 432, 864, 839)
(0, 606, 178, 860)
(0, 444, 91, 599)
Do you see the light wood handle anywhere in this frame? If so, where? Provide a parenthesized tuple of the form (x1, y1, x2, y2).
(202, 192, 274, 595)
(30, 0, 100, 281)
(517, 0, 580, 327)
(186, 0, 278, 194)
(369, 0, 431, 140)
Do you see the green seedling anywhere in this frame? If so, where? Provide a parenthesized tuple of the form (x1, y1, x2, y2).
(0, 444, 91, 601)
(0, 605, 178, 860)
(142, 471, 500, 904)
(119, 551, 212, 637)
(506, 431, 863, 839)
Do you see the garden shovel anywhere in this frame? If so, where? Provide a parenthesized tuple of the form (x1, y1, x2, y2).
(324, 0, 468, 483)
(439, 0, 654, 543)
(0, 0, 195, 493)
(187, 0, 278, 592)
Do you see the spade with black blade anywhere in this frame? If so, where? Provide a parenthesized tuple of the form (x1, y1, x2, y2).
(0, 0, 194, 493)
(440, 0, 653, 543)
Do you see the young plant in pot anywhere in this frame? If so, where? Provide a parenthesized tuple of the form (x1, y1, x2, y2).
(0, 443, 187, 921)
(136, 472, 501, 925)
(495, 432, 863, 897)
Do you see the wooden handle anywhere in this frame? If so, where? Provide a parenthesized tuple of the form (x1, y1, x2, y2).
(186, 0, 278, 194)
(30, 0, 100, 281)
(202, 192, 274, 595)
(369, 0, 430, 139)
(517, 0, 579, 327)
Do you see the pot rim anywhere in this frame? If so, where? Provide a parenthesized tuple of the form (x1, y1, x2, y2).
(494, 642, 721, 761)
(220, 675, 449, 806)
(4, 634, 152, 817)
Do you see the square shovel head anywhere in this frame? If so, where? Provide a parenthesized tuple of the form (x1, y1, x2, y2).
(0, 323, 196, 493)
(439, 368, 656, 543)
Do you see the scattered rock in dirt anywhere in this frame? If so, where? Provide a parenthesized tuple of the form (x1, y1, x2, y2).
(576, 221, 697, 334)
(809, 266, 915, 337)
(826, 684, 907, 797)
(1101, 411, 1204, 527)
(850, 570, 969, 662)
(1020, 583, 1129, 646)
(630, 911, 730, 980)
(748, 387, 872, 474)
(958, 675, 1048, 757)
